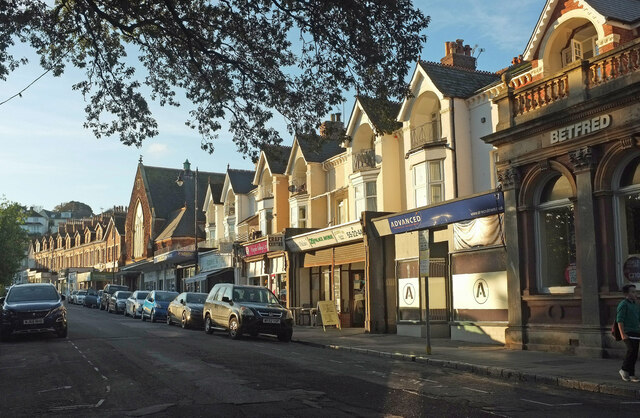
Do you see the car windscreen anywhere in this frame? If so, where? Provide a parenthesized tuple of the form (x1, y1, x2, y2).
(87, 290, 97, 296)
(117, 292, 132, 299)
(6, 286, 59, 303)
(186, 293, 207, 304)
(155, 292, 178, 302)
(108, 286, 127, 294)
(232, 288, 279, 305)
(136, 292, 148, 300)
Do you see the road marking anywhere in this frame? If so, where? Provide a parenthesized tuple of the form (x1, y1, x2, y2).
(329, 360, 343, 364)
(95, 399, 105, 407)
(418, 377, 439, 384)
(50, 404, 96, 411)
(94, 367, 100, 373)
(106, 385, 111, 393)
(463, 387, 489, 394)
(101, 375, 108, 380)
(354, 364, 364, 368)
(521, 399, 553, 407)
(38, 386, 72, 393)
(621, 401, 640, 404)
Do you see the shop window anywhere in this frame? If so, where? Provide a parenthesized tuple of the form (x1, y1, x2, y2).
(354, 181, 377, 218)
(615, 156, 640, 284)
(535, 174, 575, 293)
(413, 160, 444, 208)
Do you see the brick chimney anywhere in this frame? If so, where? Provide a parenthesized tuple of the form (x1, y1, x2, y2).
(440, 39, 477, 70)
(319, 113, 343, 137)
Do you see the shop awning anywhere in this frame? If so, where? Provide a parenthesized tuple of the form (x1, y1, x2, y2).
(184, 267, 234, 284)
(371, 190, 504, 237)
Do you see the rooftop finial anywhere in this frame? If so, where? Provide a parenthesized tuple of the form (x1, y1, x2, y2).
(183, 159, 191, 171)
(139, 155, 143, 164)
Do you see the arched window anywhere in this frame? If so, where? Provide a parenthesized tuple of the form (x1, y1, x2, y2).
(615, 156, 640, 284)
(133, 202, 144, 259)
(535, 173, 575, 292)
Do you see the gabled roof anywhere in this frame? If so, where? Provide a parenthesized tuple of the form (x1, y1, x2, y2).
(154, 207, 204, 241)
(253, 144, 292, 184)
(297, 134, 345, 163)
(227, 169, 257, 195)
(26, 208, 44, 218)
(139, 164, 225, 222)
(523, 0, 640, 61)
(417, 61, 499, 99)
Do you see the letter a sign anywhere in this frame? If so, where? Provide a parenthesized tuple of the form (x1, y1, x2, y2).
(473, 278, 489, 305)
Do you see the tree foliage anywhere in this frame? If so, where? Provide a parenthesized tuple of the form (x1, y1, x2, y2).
(1, 0, 429, 158)
(53, 200, 94, 217)
(0, 198, 30, 287)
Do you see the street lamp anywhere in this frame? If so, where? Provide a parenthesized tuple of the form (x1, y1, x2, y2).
(176, 160, 199, 280)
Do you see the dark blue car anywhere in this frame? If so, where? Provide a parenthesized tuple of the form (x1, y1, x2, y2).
(141, 290, 178, 323)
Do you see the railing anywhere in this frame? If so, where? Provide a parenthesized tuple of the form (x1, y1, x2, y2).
(588, 43, 640, 87)
(352, 148, 376, 172)
(258, 186, 273, 200)
(289, 178, 307, 195)
(410, 119, 441, 149)
(512, 73, 569, 116)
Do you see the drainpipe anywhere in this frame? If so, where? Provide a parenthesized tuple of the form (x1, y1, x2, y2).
(449, 99, 459, 198)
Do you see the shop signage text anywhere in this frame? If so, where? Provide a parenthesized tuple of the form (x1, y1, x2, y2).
(267, 234, 285, 252)
(199, 253, 231, 271)
(288, 222, 363, 251)
(387, 192, 504, 234)
(244, 240, 268, 257)
(549, 114, 611, 145)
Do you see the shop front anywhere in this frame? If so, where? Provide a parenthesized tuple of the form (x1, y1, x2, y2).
(184, 251, 234, 293)
(287, 221, 366, 328)
(371, 192, 506, 343)
(241, 234, 289, 306)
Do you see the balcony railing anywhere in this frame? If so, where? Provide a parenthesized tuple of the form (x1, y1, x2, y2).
(289, 178, 307, 195)
(513, 73, 568, 116)
(352, 148, 376, 172)
(410, 120, 442, 149)
(588, 42, 640, 87)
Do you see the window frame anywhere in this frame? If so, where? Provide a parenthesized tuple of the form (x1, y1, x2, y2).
(412, 160, 444, 208)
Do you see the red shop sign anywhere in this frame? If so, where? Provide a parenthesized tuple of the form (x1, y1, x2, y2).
(564, 262, 577, 285)
(245, 240, 268, 257)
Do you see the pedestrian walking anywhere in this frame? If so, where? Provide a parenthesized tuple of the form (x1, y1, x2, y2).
(617, 284, 640, 382)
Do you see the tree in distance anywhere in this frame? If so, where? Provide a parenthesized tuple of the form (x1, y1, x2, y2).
(1, 0, 429, 159)
(53, 201, 94, 218)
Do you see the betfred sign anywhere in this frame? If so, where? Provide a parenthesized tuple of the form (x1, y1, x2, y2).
(624, 256, 640, 282)
(549, 115, 611, 146)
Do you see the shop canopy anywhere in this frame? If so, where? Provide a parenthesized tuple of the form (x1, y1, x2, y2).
(184, 267, 234, 285)
(372, 190, 504, 237)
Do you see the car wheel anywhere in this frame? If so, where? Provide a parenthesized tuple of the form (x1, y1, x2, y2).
(99, 303, 104, 311)
(181, 312, 188, 329)
(229, 317, 241, 340)
(166, 313, 172, 326)
(141, 311, 146, 321)
(57, 326, 68, 339)
(277, 330, 292, 342)
(205, 315, 214, 335)
(150, 310, 156, 323)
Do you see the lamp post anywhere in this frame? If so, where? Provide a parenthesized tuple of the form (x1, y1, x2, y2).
(176, 160, 199, 280)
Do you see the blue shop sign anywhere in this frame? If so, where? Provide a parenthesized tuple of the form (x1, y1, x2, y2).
(387, 191, 504, 234)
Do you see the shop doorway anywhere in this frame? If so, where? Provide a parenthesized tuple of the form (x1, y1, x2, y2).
(351, 270, 366, 327)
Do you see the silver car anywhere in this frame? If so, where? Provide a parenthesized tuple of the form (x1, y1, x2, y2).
(124, 291, 149, 318)
(75, 290, 87, 305)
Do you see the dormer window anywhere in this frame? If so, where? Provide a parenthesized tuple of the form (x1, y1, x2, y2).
(561, 28, 598, 67)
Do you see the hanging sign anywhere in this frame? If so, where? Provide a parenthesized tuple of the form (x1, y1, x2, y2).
(624, 256, 640, 282)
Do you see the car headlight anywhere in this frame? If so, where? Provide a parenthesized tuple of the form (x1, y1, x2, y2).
(286, 310, 293, 320)
(240, 306, 254, 317)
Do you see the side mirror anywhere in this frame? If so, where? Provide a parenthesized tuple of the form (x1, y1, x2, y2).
(221, 296, 231, 303)
(180, 299, 185, 305)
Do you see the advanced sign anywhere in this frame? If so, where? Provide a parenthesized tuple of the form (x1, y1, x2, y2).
(549, 114, 611, 145)
(387, 192, 504, 234)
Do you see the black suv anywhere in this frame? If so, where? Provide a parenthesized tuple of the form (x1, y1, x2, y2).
(0, 283, 67, 341)
(203, 284, 293, 341)
(100, 284, 128, 310)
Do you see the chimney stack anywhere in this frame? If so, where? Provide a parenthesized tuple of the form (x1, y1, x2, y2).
(319, 113, 343, 137)
(440, 39, 477, 70)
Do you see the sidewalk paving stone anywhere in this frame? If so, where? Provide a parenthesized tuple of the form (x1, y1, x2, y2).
(291, 325, 640, 399)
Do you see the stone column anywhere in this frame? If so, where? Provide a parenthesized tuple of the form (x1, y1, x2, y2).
(569, 146, 604, 357)
(498, 167, 524, 349)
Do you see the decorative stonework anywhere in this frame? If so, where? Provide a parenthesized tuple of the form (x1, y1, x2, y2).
(498, 166, 521, 190)
(596, 33, 621, 48)
(620, 136, 638, 150)
(569, 146, 596, 171)
(537, 160, 551, 172)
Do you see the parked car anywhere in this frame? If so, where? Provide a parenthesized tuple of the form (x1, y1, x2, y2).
(0, 283, 67, 341)
(100, 284, 128, 310)
(125, 291, 148, 318)
(70, 290, 78, 304)
(141, 291, 178, 322)
(108, 291, 132, 314)
(166, 292, 208, 329)
(97, 290, 103, 304)
(203, 284, 293, 341)
(75, 290, 87, 306)
(83, 289, 99, 308)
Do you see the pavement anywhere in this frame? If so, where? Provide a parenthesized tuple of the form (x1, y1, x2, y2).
(291, 326, 640, 399)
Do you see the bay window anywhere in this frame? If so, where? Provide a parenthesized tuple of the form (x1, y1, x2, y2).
(412, 160, 444, 208)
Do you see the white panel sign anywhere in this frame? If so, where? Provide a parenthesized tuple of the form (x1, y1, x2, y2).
(452, 271, 507, 310)
(398, 278, 420, 308)
(199, 253, 232, 272)
(287, 221, 363, 252)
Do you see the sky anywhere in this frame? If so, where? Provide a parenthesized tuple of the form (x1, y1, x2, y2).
(0, 0, 544, 214)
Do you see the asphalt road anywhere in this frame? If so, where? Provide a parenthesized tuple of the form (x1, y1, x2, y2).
(1, 304, 639, 417)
